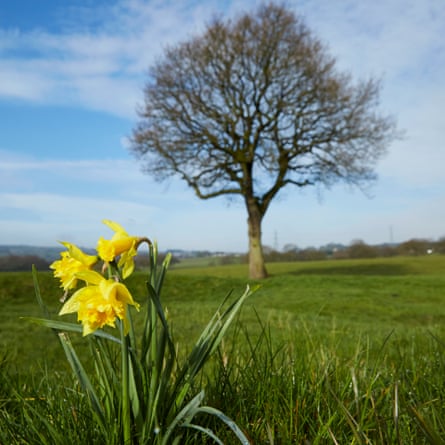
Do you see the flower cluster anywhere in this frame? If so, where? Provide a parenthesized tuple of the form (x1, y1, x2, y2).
(50, 220, 148, 336)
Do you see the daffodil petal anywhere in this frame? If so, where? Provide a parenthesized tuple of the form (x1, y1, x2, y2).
(97, 237, 115, 262)
(59, 287, 88, 315)
(59, 241, 97, 266)
(82, 322, 95, 336)
(74, 270, 104, 285)
(119, 248, 137, 279)
(121, 259, 134, 279)
(115, 282, 139, 308)
(102, 220, 127, 235)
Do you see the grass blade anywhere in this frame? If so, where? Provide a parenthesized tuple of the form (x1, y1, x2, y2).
(407, 404, 445, 445)
(197, 405, 250, 445)
(32, 265, 50, 319)
(57, 332, 106, 429)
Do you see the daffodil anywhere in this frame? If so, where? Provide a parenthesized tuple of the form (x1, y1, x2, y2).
(96, 220, 141, 278)
(59, 270, 140, 336)
(50, 242, 98, 292)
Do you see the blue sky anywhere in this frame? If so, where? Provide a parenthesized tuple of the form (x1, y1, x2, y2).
(0, 0, 444, 252)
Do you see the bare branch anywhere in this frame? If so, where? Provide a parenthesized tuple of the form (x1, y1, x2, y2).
(130, 3, 398, 278)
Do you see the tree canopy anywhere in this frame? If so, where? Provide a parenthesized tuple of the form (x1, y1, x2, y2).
(131, 3, 398, 279)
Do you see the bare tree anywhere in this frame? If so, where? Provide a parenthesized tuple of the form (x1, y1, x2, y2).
(131, 3, 398, 279)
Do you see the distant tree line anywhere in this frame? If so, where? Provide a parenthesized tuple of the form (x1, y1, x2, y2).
(0, 237, 444, 271)
(133, 253, 180, 269)
(0, 255, 51, 272)
(256, 237, 444, 263)
(215, 237, 445, 265)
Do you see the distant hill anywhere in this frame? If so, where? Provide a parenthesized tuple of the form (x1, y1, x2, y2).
(0, 245, 95, 262)
(0, 245, 237, 261)
(0, 245, 225, 272)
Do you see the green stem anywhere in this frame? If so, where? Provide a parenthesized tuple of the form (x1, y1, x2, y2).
(121, 321, 131, 444)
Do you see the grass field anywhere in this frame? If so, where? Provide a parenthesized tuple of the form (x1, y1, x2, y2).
(1, 255, 445, 443)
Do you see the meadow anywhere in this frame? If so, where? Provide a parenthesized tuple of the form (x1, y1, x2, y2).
(1, 255, 445, 443)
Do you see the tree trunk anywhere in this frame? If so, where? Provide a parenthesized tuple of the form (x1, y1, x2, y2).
(246, 202, 268, 279)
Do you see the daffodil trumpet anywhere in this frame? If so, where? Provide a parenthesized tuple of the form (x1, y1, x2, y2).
(59, 270, 140, 336)
(97, 220, 151, 279)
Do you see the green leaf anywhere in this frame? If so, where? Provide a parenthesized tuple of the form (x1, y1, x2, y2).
(57, 332, 106, 429)
(89, 336, 120, 420)
(180, 423, 224, 445)
(23, 317, 121, 343)
(32, 265, 50, 319)
(197, 406, 250, 445)
(161, 391, 205, 445)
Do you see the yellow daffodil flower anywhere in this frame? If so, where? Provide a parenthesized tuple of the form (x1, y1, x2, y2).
(96, 220, 140, 278)
(59, 270, 140, 336)
(50, 242, 98, 292)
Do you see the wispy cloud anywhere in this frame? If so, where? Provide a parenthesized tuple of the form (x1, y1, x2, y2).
(0, 153, 139, 188)
(0, 192, 157, 246)
(0, 190, 247, 251)
(292, 0, 445, 191)
(0, 0, 236, 116)
(299, 0, 445, 78)
(2, 0, 443, 119)
(0, 152, 248, 249)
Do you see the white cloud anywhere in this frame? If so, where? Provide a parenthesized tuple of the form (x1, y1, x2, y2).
(1, 0, 444, 122)
(0, 155, 138, 185)
(0, 150, 194, 202)
(0, 191, 158, 245)
(0, 190, 248, 251)
(296, 0, 445, 77)
(0, 152, 248, 250)
(0, 0, 234, 116)
(0, 64, 50, 101)
(291, 0, 445, 192)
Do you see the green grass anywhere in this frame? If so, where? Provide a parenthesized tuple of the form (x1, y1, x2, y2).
(163, 256, 445, 346)
(1, 255, 445, 443)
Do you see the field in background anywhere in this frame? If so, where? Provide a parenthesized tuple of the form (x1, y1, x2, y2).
(2, 255, 444, 373)
(1, 255, 445, 443)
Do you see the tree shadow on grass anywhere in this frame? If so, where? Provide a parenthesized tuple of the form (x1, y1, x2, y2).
(285, 263, 412, 276)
